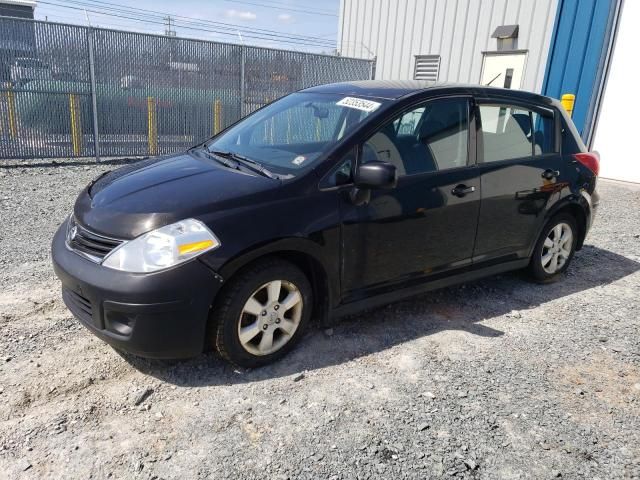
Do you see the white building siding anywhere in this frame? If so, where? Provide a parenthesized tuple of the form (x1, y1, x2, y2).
(338, 0, 559, 92)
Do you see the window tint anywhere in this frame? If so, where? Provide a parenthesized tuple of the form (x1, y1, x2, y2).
(363, 98, 469, 176)
(479, 104, 555, 162)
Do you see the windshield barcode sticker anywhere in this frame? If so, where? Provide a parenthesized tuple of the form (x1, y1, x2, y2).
(336, 96, 381, 113)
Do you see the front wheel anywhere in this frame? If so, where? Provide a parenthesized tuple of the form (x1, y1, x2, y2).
(528, 213, 578, 283)
(211, 259, 312, 368)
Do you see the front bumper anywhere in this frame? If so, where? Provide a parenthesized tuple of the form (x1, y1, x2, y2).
(51, 222, 223, 359)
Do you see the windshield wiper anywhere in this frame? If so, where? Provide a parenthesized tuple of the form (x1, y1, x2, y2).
(197, 148, 240, 170)
(233, 154, 279, 179)
(210, 149, 278, 179)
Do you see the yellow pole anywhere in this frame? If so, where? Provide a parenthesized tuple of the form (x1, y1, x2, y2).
(213, 99, 222, 135)
(147, 96, 157, 155)
(7, 88, 17, 140)
(561, 93, 575, 117)
(69, 94, 82, 156)
(315, 117, 321, 141)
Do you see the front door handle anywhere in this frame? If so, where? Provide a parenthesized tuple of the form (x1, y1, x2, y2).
(542, 169, 560, 180)
(451, 184, 476, 197)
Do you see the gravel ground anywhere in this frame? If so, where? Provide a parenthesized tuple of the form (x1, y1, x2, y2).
(1, 158, 639, 480)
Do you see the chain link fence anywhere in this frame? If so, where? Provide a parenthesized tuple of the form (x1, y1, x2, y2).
(0, 17, 374, 159)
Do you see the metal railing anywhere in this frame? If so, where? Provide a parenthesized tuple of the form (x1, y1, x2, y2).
(0, 17, 374, 160)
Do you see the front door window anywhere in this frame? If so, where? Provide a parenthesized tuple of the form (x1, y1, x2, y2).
(362, 97, 470, 175)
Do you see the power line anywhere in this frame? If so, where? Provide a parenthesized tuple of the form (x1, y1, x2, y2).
(35, 0, 337, 48)
(232, 0, 336, 15)
(0, 3, 177, 37)
(1, 7, 157, 35)
(54, 0, 337, 45)
(0, 0, 340, 49)
(220, 0, 338, 17)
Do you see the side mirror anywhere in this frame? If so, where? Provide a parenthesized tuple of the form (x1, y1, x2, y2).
(354, 161, 397, 189)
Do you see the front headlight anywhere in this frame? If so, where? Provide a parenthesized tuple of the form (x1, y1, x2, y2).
(102, 219, 220, 273)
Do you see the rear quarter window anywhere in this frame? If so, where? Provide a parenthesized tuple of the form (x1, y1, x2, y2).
(560, 115, 585, 155)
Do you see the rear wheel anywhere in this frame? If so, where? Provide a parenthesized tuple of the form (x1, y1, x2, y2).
(211, 259, 312, 368)
(528, 213, 578, 283)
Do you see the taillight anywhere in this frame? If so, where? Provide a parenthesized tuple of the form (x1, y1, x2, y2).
(573, 152, 600, 176)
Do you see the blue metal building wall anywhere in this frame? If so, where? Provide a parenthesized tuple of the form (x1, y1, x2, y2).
(542, 0, 621, 143)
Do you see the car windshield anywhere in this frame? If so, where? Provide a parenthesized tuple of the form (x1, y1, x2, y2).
(206, 92, 385, 174)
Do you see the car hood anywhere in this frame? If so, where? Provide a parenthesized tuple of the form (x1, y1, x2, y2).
(74, 151, 280, 238)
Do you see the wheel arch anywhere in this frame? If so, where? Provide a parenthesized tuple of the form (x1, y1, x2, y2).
(213, 239, 337, 326)
(542, 196, 590, 251)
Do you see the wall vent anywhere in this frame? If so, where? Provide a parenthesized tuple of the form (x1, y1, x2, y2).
(414, 55, 441, 81)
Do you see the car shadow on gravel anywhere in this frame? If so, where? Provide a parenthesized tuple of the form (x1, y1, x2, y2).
(120, 245, 640, 386)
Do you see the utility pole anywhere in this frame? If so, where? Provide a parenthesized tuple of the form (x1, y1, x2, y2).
(164, 16, 176, 37)
(164, 16, 176, 65)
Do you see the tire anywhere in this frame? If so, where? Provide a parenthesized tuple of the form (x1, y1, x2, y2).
(211, 258, 312, 368)
(528, 213, 579, 283)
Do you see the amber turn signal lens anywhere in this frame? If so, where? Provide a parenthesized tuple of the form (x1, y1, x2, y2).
(178, 239, 215, 256)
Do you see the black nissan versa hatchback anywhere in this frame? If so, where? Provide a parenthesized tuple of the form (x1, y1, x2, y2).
(52, 81, 600, 367)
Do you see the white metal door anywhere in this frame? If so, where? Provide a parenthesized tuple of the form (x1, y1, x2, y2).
(480, 53, 527, 89)
(593, 1, 640, 183)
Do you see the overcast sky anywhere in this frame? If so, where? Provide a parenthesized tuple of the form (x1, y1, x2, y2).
(33, 0, 340, 52)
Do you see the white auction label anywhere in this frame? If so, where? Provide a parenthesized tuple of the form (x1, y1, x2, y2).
(336, 96, 381, 113)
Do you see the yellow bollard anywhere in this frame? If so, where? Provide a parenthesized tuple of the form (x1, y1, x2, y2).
(213, 99, 222, 135)
(147, 96, 158, 155)
(561, 94, 575, 117)
(7, 88, 17, 140)
(69, 94, 82, 156)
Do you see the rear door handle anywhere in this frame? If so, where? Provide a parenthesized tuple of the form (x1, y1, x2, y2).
(451, 184, 476, 197)
(542, 169, 560, 180)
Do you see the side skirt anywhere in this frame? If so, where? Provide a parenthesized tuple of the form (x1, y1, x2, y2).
(330, 258, 529, 319)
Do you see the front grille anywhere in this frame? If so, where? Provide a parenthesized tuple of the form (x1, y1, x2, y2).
(62, 288, 93, 325)
(66, 217, 123, 262)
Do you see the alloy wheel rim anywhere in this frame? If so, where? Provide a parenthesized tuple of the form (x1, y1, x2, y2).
(237, 280, 303, 356)
(541, 222, 573, 274)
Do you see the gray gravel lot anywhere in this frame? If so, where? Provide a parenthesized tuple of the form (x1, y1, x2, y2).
(0, 158, 639, 480)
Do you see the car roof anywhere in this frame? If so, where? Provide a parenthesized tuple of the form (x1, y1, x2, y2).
(301, 80, 556, 105)
(301, 80, 440, 99)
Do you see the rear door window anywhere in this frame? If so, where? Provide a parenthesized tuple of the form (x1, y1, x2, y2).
(479, 104, 555, 162)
